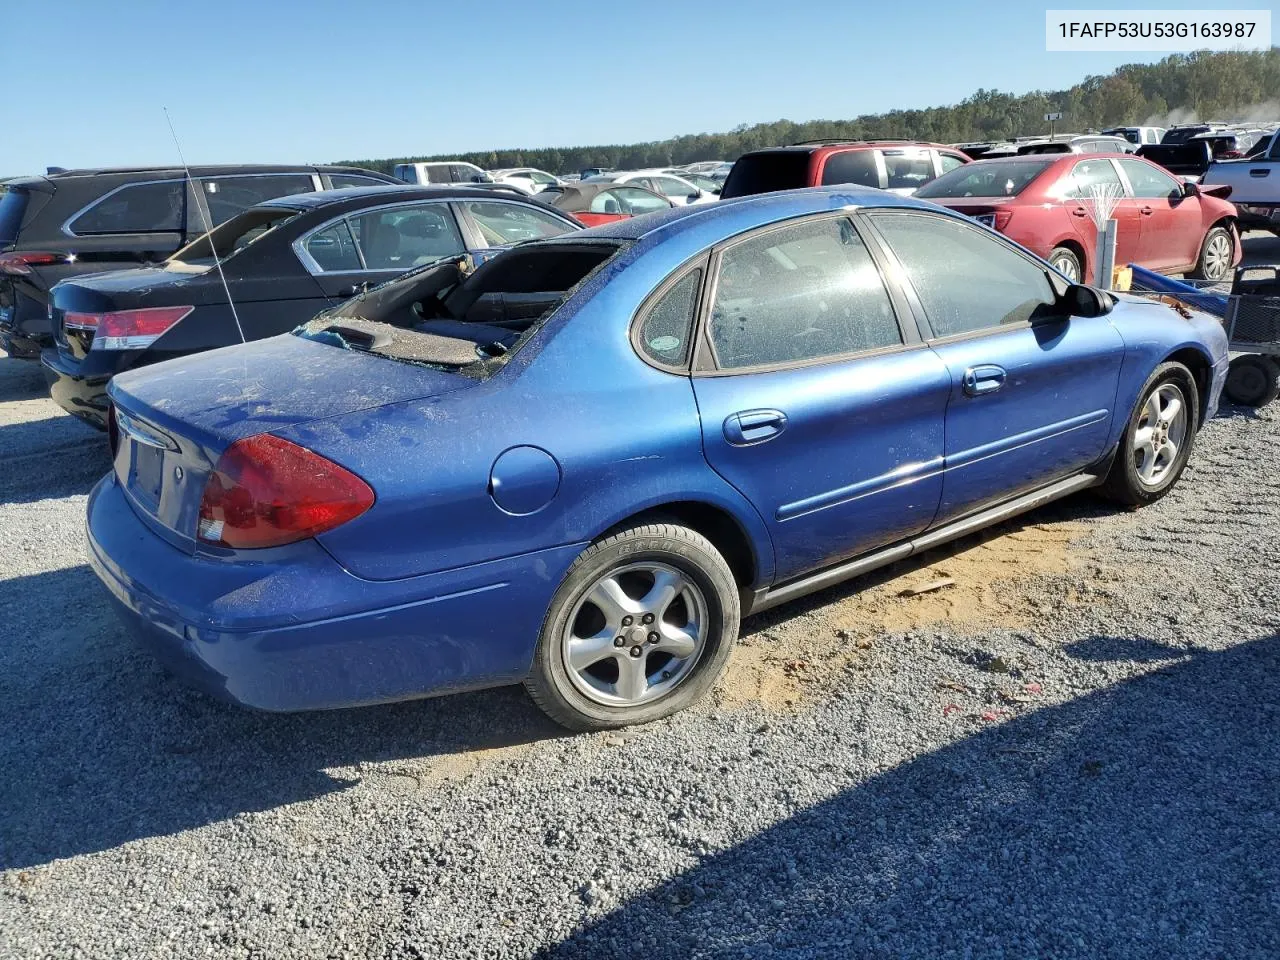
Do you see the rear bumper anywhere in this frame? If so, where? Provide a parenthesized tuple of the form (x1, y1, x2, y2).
(0, 325, 46, 359)
(41, 347, 115, 429)
(86, 474, 582, 711)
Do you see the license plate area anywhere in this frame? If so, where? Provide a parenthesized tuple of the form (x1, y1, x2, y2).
(131, 442, 165, 510)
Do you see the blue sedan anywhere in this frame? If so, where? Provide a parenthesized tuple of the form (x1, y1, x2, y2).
(88, 187, 1229, 729)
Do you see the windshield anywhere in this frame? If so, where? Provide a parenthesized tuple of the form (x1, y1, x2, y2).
(0, 185, 29, 246)
(915, 160, 1053, 198)
(170, 207, 300, 265)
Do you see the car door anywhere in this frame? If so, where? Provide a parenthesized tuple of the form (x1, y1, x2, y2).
(865, 210, 1125, 527)
(1116, 158, 1200, 272)
(298, 201, 468, 301)
(1063, 158, 1141, 282)
(689, 214, 950, 582)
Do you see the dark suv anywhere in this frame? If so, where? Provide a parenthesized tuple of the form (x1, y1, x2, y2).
(0, 164, 397, 357)
(719, 140, 969, 200)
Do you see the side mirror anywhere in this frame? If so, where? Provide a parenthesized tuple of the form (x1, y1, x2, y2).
(1063, 282, 1110, 318)
(1181, 180, 1200, 198)
(687, 192, 701, 203)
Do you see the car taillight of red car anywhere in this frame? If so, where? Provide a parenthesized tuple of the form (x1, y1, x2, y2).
(197, 434, 375, 549)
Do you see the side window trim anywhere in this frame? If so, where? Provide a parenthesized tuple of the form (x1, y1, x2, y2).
(61, 177, 186, 238)
(689, 212, 922, 376)
(629, 253, 711, 374)
(292, 200, 461, 275)
(861, 210, 1064, 344)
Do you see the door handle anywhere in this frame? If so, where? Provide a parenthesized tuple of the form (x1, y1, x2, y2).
(962, 364, 1006, 397)
(1140, 206, 1153, 216)
(338, 281, 371, 297)
(1249, 168, 1270, 177)
(723, 409, 787, 446)
(1071, 207, 1089, 218)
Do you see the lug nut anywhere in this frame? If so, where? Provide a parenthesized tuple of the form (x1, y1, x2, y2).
(629, 646, 643, 658)
(614, 637, 625, 648)
(642, 613, 655, 625)
(621, 615, 634, 627)
(648, 632, 659, 643)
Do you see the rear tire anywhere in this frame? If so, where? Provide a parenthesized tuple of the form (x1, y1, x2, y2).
(1223, 354, 1280, 407)
(1048, 247, 1082, 284)
(524, 522, 740, 731)
(1188, 226, 1233, 282)
(1102, 362, 1199, 507)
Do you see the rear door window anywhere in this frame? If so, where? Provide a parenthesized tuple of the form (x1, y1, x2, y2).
(198, 174, 317, 226)
(301, 220, 362, 272)
(68, 180, 184, 235)
(328, 174, 387, 189)
(708, 217, 902, 369)
(459, 200, 575, 247)
(1066, 158, 1124, 199)
(720, 152, 811, 198)
(820, 151, 880, 188)
(349, 203, 465, 269)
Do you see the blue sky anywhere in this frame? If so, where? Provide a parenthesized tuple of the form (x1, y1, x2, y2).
(0, 0, 1253, 174)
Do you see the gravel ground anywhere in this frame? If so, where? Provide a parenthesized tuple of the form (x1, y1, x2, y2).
(2, 242, 1279, 958)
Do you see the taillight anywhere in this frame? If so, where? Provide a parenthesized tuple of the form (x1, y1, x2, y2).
(68, 305, 193, 350)
(197, 434, 375, 549)
(0, 251, 63, 275)
(993, 210, 1014, 231)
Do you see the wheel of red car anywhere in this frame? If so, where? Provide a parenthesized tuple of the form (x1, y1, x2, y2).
(1101, 361, 1200, 507)
(1223, 354, 1280, 407)
(1189, 226, 1233, 282)
(525, 522, 740, 731)
(1048, 247, 1082, 283)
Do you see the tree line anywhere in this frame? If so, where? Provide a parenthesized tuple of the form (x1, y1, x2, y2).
(343, 48, 1280, 176)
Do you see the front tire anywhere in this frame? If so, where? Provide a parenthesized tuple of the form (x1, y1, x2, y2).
(1048, 247, 1083, 284)
(1223, 354, 1280, 408)
(1189, 225, 1233, 282)
(525, 522, 740, 731)
(1102, 362, 1199, 507)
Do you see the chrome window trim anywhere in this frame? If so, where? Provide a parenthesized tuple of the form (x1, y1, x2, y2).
(61, 177, 185, 238)
(291, 199, 463, 276)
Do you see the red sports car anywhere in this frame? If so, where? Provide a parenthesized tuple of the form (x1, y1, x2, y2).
(914, 153, 1241, 284)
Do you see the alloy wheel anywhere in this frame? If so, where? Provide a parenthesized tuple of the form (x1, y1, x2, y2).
(1133, 383, 1188, 487)
(562, 562, 708, 706)
(1202, 233, 1232, 281)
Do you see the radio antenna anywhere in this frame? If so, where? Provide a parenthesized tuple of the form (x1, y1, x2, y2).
(163, 107, 246, 344)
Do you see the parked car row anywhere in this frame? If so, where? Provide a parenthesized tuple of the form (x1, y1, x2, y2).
(0, 163, 400, 357)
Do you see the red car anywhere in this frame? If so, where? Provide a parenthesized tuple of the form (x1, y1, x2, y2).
(914, 153, 1241, 284)
(541, 182, 673, 226)
(721, 140, 971, 199)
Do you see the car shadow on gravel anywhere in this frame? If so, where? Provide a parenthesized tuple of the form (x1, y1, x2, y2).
(539, 631, 1280, 959)
(0, 433, 110, 504)
(0, 357, 49, 402)
(0, 568, 568, 871)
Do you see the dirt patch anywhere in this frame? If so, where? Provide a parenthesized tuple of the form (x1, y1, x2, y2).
(714, 516, 1094, 712)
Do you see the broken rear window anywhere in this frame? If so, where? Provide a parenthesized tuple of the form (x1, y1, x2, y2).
(296, 241, 623, 373)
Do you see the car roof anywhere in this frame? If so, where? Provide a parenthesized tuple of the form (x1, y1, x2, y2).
(576, 185, 931, 244)
(35, 163, 379, 180)
(252, 184, 549, 212)
(742, 141, 954, 155)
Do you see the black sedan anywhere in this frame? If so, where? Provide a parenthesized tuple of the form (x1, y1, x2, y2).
(41, 185, 582, 428)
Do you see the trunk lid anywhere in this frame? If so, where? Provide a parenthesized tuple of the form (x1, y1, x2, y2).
(108, 332, 479, 550)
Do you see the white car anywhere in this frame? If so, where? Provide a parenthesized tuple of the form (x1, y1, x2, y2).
(393, 161, 492, 185)
(583, 170, 716, 205)
(490, 167, 563, 194)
